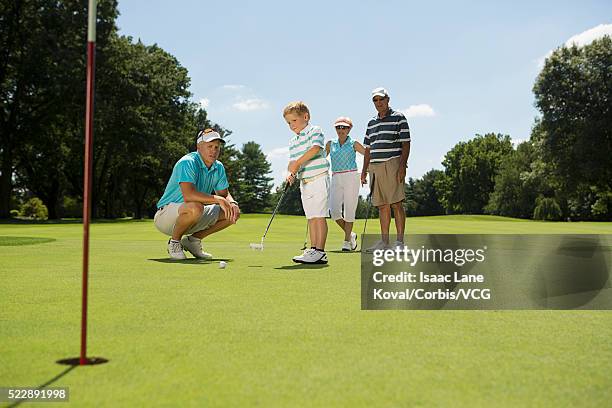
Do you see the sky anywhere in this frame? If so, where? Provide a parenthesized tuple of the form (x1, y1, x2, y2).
(115, 0, 612, 191)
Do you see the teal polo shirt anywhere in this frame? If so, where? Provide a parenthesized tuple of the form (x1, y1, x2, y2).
(157, 152, 229, 209)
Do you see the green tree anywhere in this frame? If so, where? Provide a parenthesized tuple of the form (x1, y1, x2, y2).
(0, 0, 118, 218)
(19, 197, 48, 220)
(405, 178, 418, 216)
(439, 133, 513, 214)
(355, 194, 379, 219)
(533, 196, 562, 221)
(405, 169, 445, 216)
(273, 182, 303, 215)
(1, 1, 237, 219)
(94, 37, 196, 218)
(485, 141, 548, 218)
(236, 142, 273, 213)
(533, 36, 612, 196)
(591, 190, 612, 220)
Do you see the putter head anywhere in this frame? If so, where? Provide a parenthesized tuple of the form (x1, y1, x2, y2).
(249, 243, 264, 251)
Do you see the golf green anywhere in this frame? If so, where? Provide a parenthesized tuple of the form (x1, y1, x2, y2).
(1, 215, 611, 407)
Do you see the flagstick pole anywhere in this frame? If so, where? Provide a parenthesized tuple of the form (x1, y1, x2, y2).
(81, 0, 97, 366)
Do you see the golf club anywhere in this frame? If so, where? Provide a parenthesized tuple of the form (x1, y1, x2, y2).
(250, 179, 292, 251)
(361, 173, 375, 250)
(300, 221, 309, 250)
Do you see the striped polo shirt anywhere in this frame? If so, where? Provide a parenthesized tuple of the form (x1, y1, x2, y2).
(329, 136, 358, 173)
(364, 108, 411, 163)
(289, 124, 329, 181)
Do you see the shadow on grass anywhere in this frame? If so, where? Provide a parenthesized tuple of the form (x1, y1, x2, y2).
(148, 258, 233, 264)
(275, 264, 329, 270)
(6, 365, 77, 407)
(327, 250, 360, 254)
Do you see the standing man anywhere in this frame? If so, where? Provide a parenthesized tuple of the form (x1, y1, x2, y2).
(360, 87, 411, 251)
(154, 129, 241, 260)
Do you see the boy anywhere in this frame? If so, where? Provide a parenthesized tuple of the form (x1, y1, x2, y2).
(284, 101, 329, 264)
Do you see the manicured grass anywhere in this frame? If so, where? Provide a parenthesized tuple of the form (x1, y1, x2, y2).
(1, 215, 611, 407)
(0, 236, 56, 246)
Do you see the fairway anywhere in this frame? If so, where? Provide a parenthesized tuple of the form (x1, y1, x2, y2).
(1, 215, 612, 407)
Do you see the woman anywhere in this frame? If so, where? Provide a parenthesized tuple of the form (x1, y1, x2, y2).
(326, 116, 365, 251)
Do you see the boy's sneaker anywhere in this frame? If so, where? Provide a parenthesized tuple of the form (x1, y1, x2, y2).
(292, 249, 311, 263)
(350, 232, 358, 251)
(293, 249, 328, 264)
(180, 236, 213, 259)
(365, 240, 390, 253)
(168, 239, 186, 260)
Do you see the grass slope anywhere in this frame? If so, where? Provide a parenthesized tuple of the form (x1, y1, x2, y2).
(1, 215, 611, 407)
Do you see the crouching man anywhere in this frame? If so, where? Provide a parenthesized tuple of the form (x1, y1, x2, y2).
(154, 129, 240, 260)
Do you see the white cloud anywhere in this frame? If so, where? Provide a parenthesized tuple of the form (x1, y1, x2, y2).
(537, 23, 612, 67)
(233, 98, 270, 111)
(402, 104, 436, 118)
(266, 146, 289, 159)
(212, 84, 270, 112)
(199, 98, 210, 109)
(222, 84, 246, 90)
(565, 23, 612, 47)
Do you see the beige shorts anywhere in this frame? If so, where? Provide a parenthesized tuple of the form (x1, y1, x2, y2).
(300, 174, 329, 219)
(153, 202, 220, 236)
(369, 157, 405, 207)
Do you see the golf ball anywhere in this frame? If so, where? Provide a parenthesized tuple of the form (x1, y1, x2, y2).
(219, 261, 227, 269)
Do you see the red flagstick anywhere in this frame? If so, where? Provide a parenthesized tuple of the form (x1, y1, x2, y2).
(81, 0, 97, 366)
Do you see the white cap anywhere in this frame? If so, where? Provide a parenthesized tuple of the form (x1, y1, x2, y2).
(197, 130, 225, 144)
(371, 87, 389, 98)
(334, 116, 353, 128)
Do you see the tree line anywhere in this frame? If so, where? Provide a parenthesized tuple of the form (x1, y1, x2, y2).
(277, 37, 611, 221)
(404, 37, 611, 221)
(2, 2, 609, 221)
(1, 0, 273, 219)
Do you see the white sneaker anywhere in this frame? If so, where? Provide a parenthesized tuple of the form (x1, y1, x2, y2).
(293, 249, 328, 264)
(365, 240, 390, 253)
(292, 249, 310, 263)
(350, 232, 358, 251)
(342, 241, 352, 251)
(394, 240, 405, 249)
(180, 236, 213, 259)
(167, 239, 186, 260)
